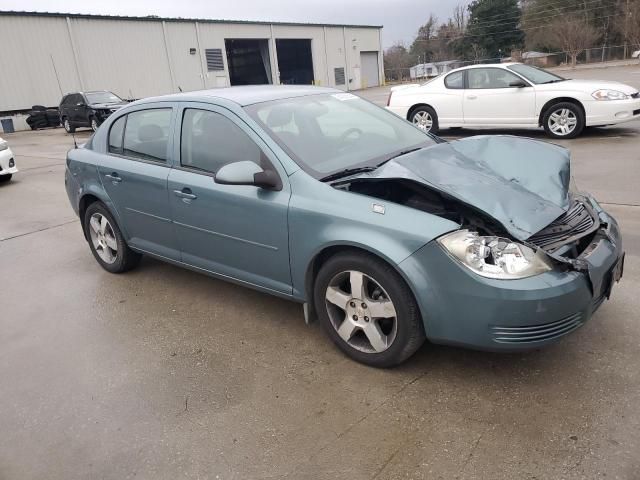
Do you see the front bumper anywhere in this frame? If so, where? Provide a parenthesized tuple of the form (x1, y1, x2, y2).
(584, 97, 640, 126)
(0, 147, 18, 175)
(399, 212, 624, 351)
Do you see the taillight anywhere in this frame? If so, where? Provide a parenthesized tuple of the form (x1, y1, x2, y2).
(386, 92, 393, 106)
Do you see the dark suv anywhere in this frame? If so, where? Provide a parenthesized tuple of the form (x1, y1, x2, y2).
(59, 91, 127, 133)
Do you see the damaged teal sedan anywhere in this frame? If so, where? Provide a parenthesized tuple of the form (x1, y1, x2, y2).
(65, 86, 625, 367)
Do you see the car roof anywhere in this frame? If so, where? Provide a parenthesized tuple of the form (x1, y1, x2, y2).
(136, 85, 342, 107)
(446, 62, 523, 75)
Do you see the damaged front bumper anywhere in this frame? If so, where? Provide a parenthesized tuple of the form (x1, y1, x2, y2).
(398, 209, 624, 351)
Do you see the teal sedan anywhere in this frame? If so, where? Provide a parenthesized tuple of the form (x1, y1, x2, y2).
(65, 86, 624, 367)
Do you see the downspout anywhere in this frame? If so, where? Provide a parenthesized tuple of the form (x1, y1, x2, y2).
(323, 26, 330, 86)
(194, 21, 207, 88)
(342, 26, 350, 91)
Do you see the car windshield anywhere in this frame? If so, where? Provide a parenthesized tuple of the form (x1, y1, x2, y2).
(86, 91, 122, 104)
(507, 64, 565, 84)
(245, 93, 435, 178)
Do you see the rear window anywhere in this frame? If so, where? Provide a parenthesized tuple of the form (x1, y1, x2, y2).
(108, 116, 126, 154)
(444, 71, 464, 89)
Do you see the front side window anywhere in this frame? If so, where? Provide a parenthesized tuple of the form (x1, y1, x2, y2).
(108, 115, 126, 154)
(246, 93, 434, 177)
(181, 109, 263, 174)
(467, 68, 524, 89)
(444, 71, 464, 89)
(122, 109, 171, 162)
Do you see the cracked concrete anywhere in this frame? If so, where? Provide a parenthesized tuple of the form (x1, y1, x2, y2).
(1, 67, 639, 479)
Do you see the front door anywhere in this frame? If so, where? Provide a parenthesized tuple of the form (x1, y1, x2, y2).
(168, 104, 291, 293)
(96, 106, 180, 260)
(463, 68, 536, 125)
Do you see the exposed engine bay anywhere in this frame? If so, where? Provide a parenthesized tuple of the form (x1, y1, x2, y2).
(337, 177, 602, 267)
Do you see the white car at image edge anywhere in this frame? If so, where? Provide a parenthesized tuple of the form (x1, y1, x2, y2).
(0, 137, 18, 182)
(386, 62, 640, 139)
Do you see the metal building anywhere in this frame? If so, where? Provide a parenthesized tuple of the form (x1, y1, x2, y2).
(0, 11, 384, 122)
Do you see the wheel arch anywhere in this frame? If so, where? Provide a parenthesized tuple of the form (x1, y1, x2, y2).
(303, 243, 424, 325)
(406, 103, 436, 121)
(538, 97, 585, 126)
(78, 189, 126, 241)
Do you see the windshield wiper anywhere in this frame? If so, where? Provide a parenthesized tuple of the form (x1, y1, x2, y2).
(319, 166, 377, 183)
(541, 79, 566, 84)
(377, 147, 422, 167)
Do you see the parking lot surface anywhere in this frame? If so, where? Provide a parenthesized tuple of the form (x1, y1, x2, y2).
(1, 65, 639, 479)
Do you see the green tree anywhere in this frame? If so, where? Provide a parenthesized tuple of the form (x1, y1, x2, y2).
(459, 0, 525, 60)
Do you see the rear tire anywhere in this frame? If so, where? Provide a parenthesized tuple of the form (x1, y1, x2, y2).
(409, 105, 439, 135)
(83, 202, 141, 273)
(313, 251, 426, 368)
(542, 102, 584, 139)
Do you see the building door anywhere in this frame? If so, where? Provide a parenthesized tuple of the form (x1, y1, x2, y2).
(275, 39, 314, 85)
(360, 51, 380, 88)
(224, 39, 273, 86)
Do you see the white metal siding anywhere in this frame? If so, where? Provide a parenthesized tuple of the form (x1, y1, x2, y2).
(0, 14, 383, 112)
(0, 16, 80, 110)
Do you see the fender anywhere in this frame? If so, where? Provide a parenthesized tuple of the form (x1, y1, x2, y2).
(287, 170, 459, 301)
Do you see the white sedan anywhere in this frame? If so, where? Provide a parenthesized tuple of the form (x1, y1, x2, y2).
(386, 62, 640, 139)
(0, 137, 18, 182)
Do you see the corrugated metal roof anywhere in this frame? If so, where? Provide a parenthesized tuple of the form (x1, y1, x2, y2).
(0, 10, 383, 29)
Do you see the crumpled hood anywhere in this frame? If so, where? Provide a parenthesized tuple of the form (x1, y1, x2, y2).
(350, 135, 571, 241)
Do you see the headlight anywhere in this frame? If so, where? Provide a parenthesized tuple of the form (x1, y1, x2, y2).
(0, 141, 7, 152)
(437, 230, 553, 279)
(592, 89, 629, 101)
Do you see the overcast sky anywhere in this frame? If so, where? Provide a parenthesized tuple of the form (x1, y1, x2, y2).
(0, 0, 464, 48)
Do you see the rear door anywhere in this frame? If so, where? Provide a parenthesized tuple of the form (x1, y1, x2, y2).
(69, 94, 84, 125)
(96, 105, 180, 260)
(167, 103, 292, 293)
(463, 68, 536, 125)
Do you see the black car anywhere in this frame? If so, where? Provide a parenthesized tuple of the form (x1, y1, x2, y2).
(59, 91, 127, 133)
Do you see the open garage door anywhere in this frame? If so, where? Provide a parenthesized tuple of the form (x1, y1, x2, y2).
(225, 39, 272, 86)
(276, 39, 314, 85)
(360, 51, 380, 88)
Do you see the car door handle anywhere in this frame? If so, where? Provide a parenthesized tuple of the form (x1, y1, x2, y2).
(173, 188, 197, 200)
(105, 172, 122, 183)
(467, 95, 477, 100)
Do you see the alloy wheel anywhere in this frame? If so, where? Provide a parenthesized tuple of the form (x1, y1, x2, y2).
(412, 111, 433, 131)
(63, 119, 71, 132)
(324, 270, 398, 353)
(91, 118, 99, 132)
(88, 213, 118, 264)
(548, 108, 578, 136)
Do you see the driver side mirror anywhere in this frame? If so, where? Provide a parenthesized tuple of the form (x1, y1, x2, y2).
(509, 80, 528, 88)
(214, 161, 281, 191)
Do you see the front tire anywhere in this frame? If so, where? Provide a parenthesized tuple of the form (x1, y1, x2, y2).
(0, 174, 12, 183)
(84, 202, 141, 273)
(409, 105, 439, 135)
(313, 251, 426, 368)
(542, 102, 584, 139)
(62, 117, 75, 133)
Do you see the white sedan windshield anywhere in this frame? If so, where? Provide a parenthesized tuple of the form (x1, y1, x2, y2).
(246, 93, 434, 177)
